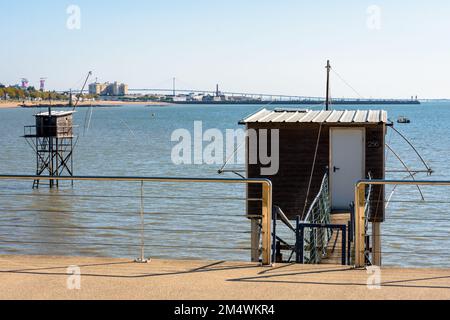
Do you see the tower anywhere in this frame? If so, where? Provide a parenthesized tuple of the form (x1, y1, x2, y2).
(40, 78, 47, 92)
(21, 78, 29, 89)
(24, 108, 75, 188)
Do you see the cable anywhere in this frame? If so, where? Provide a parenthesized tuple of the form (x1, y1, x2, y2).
(0, 239, 250, 251)
(0, 224, 250, 234)
(330, 68, 365, 99)
(302, 124, 323, 217)
(0, 208, 260, 218)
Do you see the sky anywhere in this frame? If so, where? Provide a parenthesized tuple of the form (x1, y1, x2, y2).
(1, 0, 450, 99)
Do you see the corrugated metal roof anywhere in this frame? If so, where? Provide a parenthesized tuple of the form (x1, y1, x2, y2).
(35, 111, 75, 117)
(240, 109, 387, 124)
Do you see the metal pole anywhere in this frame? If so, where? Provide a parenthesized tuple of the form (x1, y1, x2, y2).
(173, 77, 176, 96)
(49, 137, 54, 188)
(272, 207, 277, 263)
(341, 225, 347, 266)
(295, 216, 300, 263)
(71, 138, 74, 187)
(347, 221, 352, 265)
(135, 180, 148, 263)
(325, 60, 331, 111)
(299, 225, 304, 264)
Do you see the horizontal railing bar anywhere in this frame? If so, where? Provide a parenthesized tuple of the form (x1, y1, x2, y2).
(0, 193, 262, 202)
(385, 170, 433, 173)
(371, 230, 449, 238)
(0, 224, 250, 234)
(0, 208, 260, 218)
(0, 240, 250, 251)
(0, 174, 272, 187)
(372, 234, 449, 238)
(358, 179, 450, 187)
(373, 251, 450, 256)
(24, 125, 79, 128)
(369, 200, 450, 204)
(385, 217, 450, 222)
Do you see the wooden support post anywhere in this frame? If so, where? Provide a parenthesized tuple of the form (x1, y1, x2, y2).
(372, 222, 382, 266)
(250, 219, 260, 262)
(261, 182, 272, 266)
(355, 183, 366, 267)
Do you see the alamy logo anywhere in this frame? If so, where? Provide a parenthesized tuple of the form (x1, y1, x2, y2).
(67, 265, 81, 290)
(171, 121, 280, 175)
(366, 266, 382, 289)
(66, 5, 81, 30)
(366, 5, 382, 31)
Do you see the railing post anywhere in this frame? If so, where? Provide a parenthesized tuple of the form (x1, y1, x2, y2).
(135, 180, 148, 263)
(261, 181, 272, 266)
(347, 221, 352, 265)
(355, 182, 366, 268)
(272, 207, 277, 263)
(295, 217, 300, 263)
(299, 225, 304, 264)
(341, 225, 347, 266)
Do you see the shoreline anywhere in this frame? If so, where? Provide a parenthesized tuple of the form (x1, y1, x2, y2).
(0, 100, 170, 109)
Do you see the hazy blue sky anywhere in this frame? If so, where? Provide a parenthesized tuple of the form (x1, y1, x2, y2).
(1, 0, 450, 98)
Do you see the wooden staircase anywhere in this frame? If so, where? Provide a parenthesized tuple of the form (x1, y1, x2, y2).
(320, 212, 351, 265)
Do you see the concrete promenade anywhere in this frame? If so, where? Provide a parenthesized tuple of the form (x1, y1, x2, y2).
(0, 255, 449, 300)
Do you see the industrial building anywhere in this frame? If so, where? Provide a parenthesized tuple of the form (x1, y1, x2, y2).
(89, 81, 128, 96)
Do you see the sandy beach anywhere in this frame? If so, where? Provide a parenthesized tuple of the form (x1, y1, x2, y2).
(0, 102, 21, 109)
(0, 100, 169, 109)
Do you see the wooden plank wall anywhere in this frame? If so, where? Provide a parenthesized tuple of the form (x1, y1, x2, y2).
(246, 123, 385, 222)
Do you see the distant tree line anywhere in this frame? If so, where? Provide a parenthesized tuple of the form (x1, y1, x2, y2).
(0, 85, 98, 101)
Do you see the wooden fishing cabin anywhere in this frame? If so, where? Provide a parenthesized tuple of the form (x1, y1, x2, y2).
(240, 108, 388, 264)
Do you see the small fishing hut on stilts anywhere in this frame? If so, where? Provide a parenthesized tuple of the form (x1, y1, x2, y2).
(238, 61, 397, 266)
(22, 72, 92, 188)
(24, 109, 76, 188)
(240, 108, 388, 265)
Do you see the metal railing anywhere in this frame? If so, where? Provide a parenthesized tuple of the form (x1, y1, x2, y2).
(355, 179, 450, 268)
(297, 172, 332, 263)
(363, 174, 373, 264)
(0, 175, 272, 265)
(296, 222, 347, 265)
(348, 173, 372, 266)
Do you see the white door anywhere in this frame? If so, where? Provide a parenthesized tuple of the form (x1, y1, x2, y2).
(330, 128, 365, 210)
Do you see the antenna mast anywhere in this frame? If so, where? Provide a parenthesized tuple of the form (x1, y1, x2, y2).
(325, 60, 331, 111)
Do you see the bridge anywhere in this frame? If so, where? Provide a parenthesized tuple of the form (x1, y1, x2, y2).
(58, 86, 420, 105)
(61, 75, 420, 105)
(126, 87, 420, 105)
(128, 87, 325, 101)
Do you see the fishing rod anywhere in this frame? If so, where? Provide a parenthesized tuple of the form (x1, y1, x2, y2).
(72, 71, 92, 111)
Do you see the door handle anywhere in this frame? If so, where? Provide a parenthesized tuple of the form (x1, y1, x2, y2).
(333, 166, 340, 173)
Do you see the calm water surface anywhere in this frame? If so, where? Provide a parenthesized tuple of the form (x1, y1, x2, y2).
(0, 103, 449, 267)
